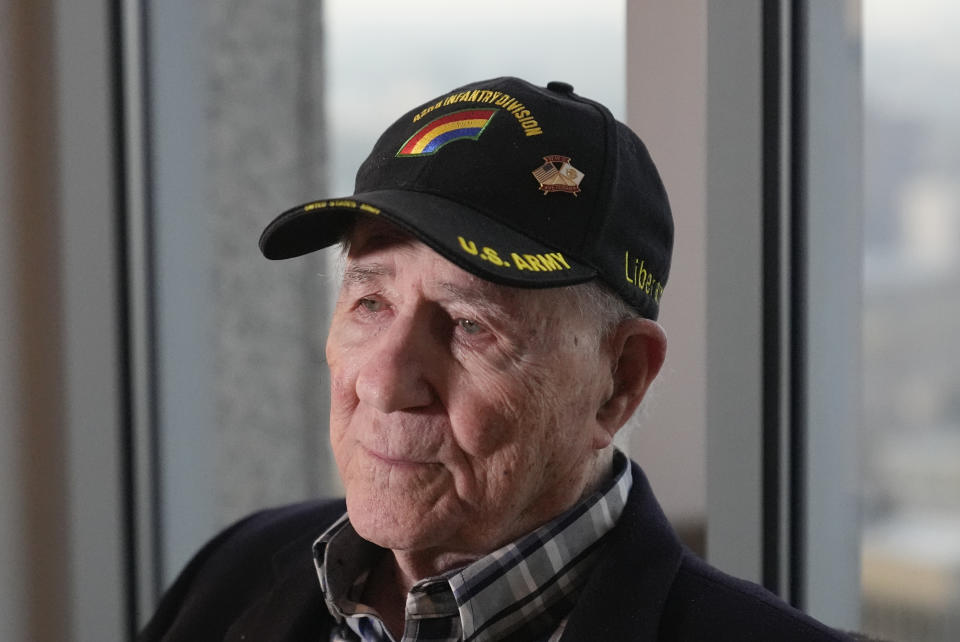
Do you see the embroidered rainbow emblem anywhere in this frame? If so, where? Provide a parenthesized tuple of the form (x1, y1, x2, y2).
(396, 109, 497, 157)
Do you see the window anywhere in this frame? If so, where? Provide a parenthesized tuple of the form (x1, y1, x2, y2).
(860, 3, 960, 640)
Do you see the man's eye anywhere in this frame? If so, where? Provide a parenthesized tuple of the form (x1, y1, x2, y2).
(456, 318, 483, 335)
(358, 297, 383, 312)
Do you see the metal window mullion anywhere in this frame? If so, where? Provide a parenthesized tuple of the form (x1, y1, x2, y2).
(55, 0, 130, 637)
(117, 0, 162, 628)
(762, 0, 806, 606)
(705, 0, 765, 583)
(708, 1, 803, 599)
(787, 0, 808, 610)
(761, 0, 785, 597)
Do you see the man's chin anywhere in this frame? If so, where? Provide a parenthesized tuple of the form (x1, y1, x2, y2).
(345, 493, 451, 551)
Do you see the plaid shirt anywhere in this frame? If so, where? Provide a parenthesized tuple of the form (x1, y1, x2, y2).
(313, 451, 632, 642)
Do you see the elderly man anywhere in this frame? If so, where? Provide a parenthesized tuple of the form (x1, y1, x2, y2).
(142, 78, 852, 641)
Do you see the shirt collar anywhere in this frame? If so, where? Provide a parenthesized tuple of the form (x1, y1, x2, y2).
(314, 450, 633, 641)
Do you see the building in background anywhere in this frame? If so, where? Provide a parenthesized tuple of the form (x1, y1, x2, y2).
(860, 3, 960, 640)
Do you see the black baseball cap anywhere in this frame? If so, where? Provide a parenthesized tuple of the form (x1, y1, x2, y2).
(259, 76, 673, 319)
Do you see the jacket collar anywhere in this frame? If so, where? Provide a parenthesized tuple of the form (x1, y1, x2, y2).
(224, 502, 344, 642)
(560, 461, 684, 641)
(219, 462, 683, 642)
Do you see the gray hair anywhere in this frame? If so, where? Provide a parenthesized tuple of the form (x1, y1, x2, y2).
(561, 279, 640, 341)
(564, 280, 657, 443)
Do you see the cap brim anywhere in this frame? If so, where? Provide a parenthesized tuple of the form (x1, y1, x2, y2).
(259, 189, 597, 290)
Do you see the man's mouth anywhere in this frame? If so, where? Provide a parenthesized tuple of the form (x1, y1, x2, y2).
(362, 445, 437, 468)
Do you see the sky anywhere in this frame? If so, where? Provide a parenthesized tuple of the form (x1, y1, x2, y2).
(864, 0, 960, 123)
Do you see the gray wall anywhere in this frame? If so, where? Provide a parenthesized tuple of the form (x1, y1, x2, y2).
(1, 3, 68, 639)
(1, 0, 127, 639)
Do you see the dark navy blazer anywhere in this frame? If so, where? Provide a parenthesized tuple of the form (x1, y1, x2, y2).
(140, 462, 853, 641)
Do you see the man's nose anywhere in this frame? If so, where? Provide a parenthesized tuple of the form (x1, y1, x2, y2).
(355, 309, 438, 413)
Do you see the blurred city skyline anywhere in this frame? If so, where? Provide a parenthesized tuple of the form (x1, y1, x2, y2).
(861, 2, 959, 640)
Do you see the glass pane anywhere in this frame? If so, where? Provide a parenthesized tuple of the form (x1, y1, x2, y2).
(861, 2, 960, 640)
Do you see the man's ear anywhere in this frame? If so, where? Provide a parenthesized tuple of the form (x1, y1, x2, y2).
(595, 318, 667, 440)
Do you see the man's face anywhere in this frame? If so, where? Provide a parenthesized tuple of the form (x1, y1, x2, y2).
(325, 219, 616, 557)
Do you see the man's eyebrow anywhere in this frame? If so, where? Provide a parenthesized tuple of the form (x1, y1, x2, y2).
(342, 263, 391, 286)
(439, 281, 517, 322)
(340, 266, 521, 321)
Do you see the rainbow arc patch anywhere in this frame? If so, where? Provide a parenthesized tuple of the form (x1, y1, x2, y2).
(397, 109, 497, 157)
